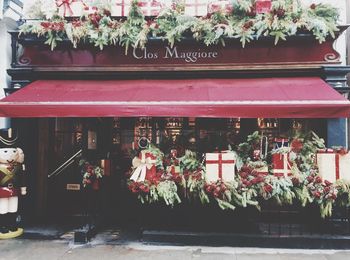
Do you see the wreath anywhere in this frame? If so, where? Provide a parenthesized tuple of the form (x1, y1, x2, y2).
(127, 138, 181, 207)
(79, 159, 104, 190)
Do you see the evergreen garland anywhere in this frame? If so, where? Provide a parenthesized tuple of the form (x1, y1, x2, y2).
(20, 0, 341, 52)
(127, 130, 350, 218)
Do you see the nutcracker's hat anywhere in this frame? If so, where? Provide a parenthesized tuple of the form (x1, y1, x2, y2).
(0, 128, 19, 148)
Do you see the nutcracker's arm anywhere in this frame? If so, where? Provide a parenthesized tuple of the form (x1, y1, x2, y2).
(20, 163, 27, 195)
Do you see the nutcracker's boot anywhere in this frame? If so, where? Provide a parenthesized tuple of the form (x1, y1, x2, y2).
(0, 214, 9, 234)
(8, 212, 18, 232)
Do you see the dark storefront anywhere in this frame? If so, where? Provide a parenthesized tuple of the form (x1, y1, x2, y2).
(1, 0, 350, 246)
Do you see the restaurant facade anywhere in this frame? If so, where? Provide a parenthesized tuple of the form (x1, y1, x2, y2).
(1, 0, 350, 244)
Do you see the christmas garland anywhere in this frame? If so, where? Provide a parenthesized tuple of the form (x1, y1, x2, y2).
(79, 159, 104, 189)
(127, 131, 350, 218)
(20, 0, 340, 52)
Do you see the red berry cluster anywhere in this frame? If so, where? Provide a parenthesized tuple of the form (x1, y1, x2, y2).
(72, 20, 83, 28)
(88, 12, 102, 27)
(291, 177, 300, 186)
(273, 8, 285, 18)
(246, 8, 256, 17)
(263, 184, 273, 194)
(147, 171, 162, 185)
(147, 20, 159, 29)
(183, 169, 202, 182)
(128, 181, 150, 194)
(239, 166, 266, 188)
(291, 139, 303, 153)
(40, 21, 65, 31)
(243, 20, 254, 30)
(204, 181, 228, 199)
(306, 174, 337, 201)
(170, 171, 183, 184)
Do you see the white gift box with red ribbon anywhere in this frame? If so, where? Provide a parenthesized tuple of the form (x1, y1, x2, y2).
(317, 149, 350, 183)
(56, 0, 87, 17)
(208, 0, 233, 14)
(205, 152, 236, 183)
(111, 0, 132, 16)
(138, 0, 163, 16)
(161, 0, 174, 9)
(185, 0, 208, 16)
(273, 138, 289, 150)
(130, 150, 157, 182)
(271, 153, 292, 176)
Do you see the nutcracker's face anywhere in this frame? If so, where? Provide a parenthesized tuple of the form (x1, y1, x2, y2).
(0, 148, 24, 164)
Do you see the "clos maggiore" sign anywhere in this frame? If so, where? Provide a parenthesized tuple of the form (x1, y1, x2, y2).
(17, 31, 342, 70)
(132, 46, 219, 63)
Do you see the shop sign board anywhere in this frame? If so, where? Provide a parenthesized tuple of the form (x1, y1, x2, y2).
(14, 32, 344, 72)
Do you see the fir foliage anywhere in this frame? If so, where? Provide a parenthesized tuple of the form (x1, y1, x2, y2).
(20, 0, 341, 52)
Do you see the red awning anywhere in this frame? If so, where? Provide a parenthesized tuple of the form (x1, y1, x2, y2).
(0, 77, 349, 118)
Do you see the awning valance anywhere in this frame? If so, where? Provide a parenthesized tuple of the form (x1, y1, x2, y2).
(0, 77, 349, 118)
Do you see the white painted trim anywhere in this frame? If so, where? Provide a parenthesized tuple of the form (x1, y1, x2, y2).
(0, 0, 3, 20)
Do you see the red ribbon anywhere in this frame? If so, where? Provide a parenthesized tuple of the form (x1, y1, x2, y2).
(138, 0, 162, 16)
(186, 0, 207, 16)
(116, 0, 128, 16)
(335, 153, 340, 180)
(56, 0, 75, 16)
(145, 166, 156, 180)
(206, 153, 234, 179)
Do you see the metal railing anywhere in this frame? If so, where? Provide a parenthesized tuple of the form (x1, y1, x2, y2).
(48, 149, 82, 178)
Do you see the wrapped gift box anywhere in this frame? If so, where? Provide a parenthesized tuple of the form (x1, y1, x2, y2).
(167, 165, 181, 175)
(256, 165, 269, 176)
(205, 152, 236, 183)
(138, 0, 163, 16)
(271, 153, 292, 177)
(57, 0, 87, 17)
(317, 149, 350, 182)
(130, 150, 157, 182)
(208, 0, 233, 14)
(185, 0, 208, 16)
(83, 6, 98, 15)
(255, 0, 271, 14)
(273, 138, 289, 150)
(111, 0, 132, 16)
(161, 0, 174, 9)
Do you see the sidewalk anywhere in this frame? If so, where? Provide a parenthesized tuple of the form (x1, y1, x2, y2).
(1, 238, 350, 260)
(1, 226, 350, 260)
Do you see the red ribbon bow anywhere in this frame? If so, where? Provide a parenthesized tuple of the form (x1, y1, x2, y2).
(56, 0, 76, 16)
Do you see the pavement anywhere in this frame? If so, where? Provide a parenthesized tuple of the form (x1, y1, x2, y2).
(1, 228, 350, 260)
(1, 238, 350, 260)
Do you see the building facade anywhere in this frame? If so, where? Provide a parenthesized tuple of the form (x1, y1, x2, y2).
(1, 0, 350, 242)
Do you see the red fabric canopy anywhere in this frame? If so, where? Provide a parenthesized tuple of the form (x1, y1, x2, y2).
(0, 77, 349, 118)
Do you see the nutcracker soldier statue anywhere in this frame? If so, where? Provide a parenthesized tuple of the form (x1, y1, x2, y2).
(0, 128, 26, 239)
